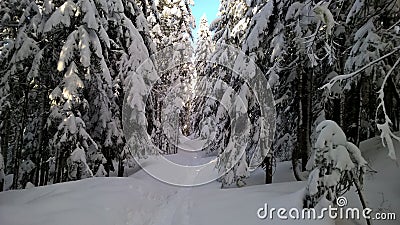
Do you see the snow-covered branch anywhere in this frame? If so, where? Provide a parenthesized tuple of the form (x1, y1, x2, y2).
(376, 57, 400, 160)
(386, 18, 400, 32)
(320, 45, 400, 91)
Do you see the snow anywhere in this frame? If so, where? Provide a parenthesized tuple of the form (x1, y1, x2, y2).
(344, 18, 384, 75)
(0, 165, 331, 225)
(57, 30, 78, 72)
(377, 122, 400, 160)
(43, 0, 77, 33)
(195, 15, 214, 68)
(243, 0, 274, 53)
(313, 1, 336, 37)
(69, 145, 94, 178)
(78, 27, 91, 68)
(81, 0, 99, 30)
(70, 146, 88, 163)
(94, 164, 107, 177)
(315, 120, 347, 149)
(0, 135, 399, 225)
(27, 49, 43, 81)
(62, 62, 84, 101)
(98, 25, 110, 48)
(330, 146, 355, 170)
(65, 115, 77, 134)
(336, 133, 400, 225)
(19, 160, 36, 175)
(344, 142, 368, 168)
(24, 182, 35, 189)
(346, 0, 364, 24)
(306, 168, 320, 196)
(285, 2, 303, 21)
(12, 34, 39, 63)
(269, 23, 285, 63)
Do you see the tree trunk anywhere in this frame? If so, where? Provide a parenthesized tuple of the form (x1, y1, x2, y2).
(303, 69, 313, 171)
(264, 154, 273, 184)
(293, 67, 312, 181)
(293, 72, 303, 181)
(385, 76, 400, 131)
(12, 87, 30, 189)
(39, 161, 49, 186)
(54, 148, 63, 183)
(61, 152, 68, 182)
(118, 157, 124, 177)
(102, 147, 110, 177)
(1, 111, 10, 174)
(76, 163, 81, 180)
(355, 82, 363, 146)
(34, 89, 49, 186)
(12, 133, 21, 189)
(340, 94, 345, 128)
(0, 178, 3, 192)
(34, 156, 40, 186)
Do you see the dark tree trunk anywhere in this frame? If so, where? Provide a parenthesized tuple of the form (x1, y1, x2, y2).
(76, 163, 81, 180)
(12, 133, 21, 189)
(385, 76, 400, 131)
(346, 81, 369, 145)
(293, 67, 312, 181)
(0, 178, 3, 192)
(118, 157, 124, 177)
(356, 82, 363, 146)
(33, 156, 40, 186)
(61, 152, 68, 182)
(103, 147, 115, 177)
(303, 70, 313, 171)
(34, 89, 49, 186)
(264, 154, 273, 184)
(1, 111, 10, 175)
(54, 150, 60, 183)
(12, 87, 30, 189)
(54, 150, 66, 183)
(103, 147, 110, 177)
(39, 161, 49, 186)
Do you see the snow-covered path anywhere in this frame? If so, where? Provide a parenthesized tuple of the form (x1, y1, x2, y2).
(127, 137, 332, 225)
(148, 137, 204, 225)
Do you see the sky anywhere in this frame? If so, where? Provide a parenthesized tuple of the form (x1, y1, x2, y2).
(190, 0, 220, 44)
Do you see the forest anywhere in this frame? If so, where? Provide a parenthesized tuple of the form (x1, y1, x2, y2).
(0, 0, 399, 200)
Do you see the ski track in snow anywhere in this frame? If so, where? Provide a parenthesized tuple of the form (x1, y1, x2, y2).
(149, 137, 202, 225)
